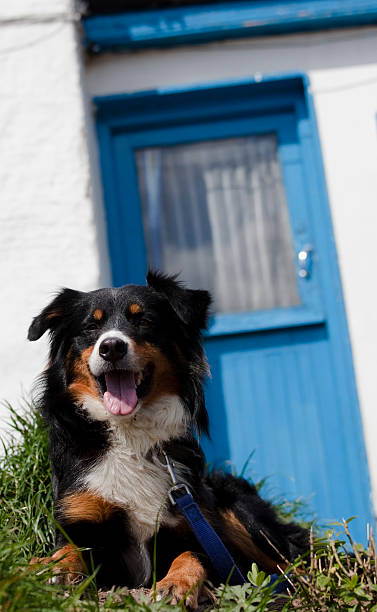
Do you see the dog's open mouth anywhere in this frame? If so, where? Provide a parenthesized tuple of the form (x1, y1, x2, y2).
(97, 364, 154, 416)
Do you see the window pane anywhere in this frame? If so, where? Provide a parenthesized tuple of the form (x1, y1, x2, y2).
(135, 134, 300, 314)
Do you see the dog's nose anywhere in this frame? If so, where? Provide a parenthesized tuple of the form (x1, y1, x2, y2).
(99, 337, 128, 362)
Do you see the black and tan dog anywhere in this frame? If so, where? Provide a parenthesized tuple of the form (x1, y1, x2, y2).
(28, 271, 308, 606)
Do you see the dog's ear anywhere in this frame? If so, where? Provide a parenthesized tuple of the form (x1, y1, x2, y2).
(28, 288, 82, 341)
(147, 270, 211, 330)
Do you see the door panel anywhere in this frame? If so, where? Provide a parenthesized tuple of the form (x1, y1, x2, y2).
(202, 324, 370, 527)
(96, 78, 372, 542)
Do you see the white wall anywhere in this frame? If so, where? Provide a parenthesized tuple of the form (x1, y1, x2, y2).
(0, 0, 110, 423)
(85, 27, 377, 509)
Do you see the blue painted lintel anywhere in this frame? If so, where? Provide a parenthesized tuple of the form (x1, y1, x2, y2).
(94, 73, 306, 122)
(83, 0, 377, 51)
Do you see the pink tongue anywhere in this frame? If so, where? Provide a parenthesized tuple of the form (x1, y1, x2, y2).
(103, 371, 138, 416)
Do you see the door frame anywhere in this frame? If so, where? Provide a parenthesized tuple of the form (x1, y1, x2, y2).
(94, 72, 373, 524)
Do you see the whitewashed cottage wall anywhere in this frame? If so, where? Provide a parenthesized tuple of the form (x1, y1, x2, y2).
(0, 0, 110, 421)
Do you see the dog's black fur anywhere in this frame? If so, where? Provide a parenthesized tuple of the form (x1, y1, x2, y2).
(28, 271, 308, 599)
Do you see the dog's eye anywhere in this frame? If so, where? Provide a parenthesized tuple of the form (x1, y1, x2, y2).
(84, 323, 98, 333)
(138, 318, 150, 329)
(129, 313, 149, 328)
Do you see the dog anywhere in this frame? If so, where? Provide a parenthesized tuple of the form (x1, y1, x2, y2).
(28, 271, 308, 606)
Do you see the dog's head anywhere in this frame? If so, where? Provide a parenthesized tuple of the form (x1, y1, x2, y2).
(28, 271, 211, 436)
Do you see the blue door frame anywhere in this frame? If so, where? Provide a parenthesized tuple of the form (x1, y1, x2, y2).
(94, 73, 373, 541)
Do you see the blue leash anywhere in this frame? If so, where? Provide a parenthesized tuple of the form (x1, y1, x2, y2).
(174, 491, 246, 585)
(159, 451, 288, 591)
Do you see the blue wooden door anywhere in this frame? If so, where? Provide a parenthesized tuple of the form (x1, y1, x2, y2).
(96, 76, 372, 541)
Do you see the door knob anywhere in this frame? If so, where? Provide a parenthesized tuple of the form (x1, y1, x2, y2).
(297, 245, 313, 279)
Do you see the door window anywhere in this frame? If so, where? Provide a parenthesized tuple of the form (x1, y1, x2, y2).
(136, 134, 300, 314)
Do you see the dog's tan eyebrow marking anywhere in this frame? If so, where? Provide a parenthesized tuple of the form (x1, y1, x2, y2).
(93, 309, 103, 321)
(129, 303, 143, 315)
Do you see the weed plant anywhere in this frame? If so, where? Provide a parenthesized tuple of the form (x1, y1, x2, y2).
(1, 401, 376, 611)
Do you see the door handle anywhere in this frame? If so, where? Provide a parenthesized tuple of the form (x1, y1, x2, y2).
(297, 245, 313, 279)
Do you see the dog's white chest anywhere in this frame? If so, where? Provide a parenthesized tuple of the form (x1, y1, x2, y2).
(84, 441, 175, 541)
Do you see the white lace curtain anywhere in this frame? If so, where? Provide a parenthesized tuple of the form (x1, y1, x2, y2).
(136, 134, 299, 314)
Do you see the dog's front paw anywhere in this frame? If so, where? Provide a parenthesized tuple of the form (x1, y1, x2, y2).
(154, 575, 202, 608)
(152, 551, 213, 609)
(30, 544, 84, 585)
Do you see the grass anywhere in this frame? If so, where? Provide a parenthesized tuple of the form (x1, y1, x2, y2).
(1, 401, 377, 611)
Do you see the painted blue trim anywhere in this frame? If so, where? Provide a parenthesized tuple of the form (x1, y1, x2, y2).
(206, 307, 324, 337)
(84, 0, 377, 51)
(94, 73, 304, 122)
